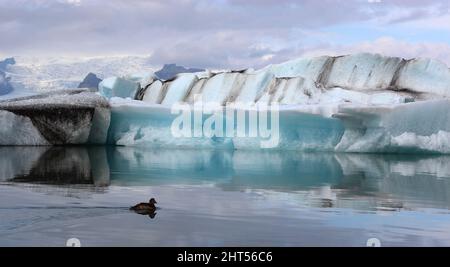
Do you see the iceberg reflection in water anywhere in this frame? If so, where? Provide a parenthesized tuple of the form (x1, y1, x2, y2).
(1, 146, 450, 246)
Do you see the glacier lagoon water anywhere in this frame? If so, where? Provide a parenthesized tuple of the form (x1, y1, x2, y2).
(1, 146, 450, 246)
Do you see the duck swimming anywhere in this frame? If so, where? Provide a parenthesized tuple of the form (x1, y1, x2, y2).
(130, 198, 158, 217)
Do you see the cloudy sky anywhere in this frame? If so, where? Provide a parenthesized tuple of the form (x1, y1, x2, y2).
(0, 0, 449, 68)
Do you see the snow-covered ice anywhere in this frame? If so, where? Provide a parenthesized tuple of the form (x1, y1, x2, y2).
(2, 55, 156, 95)
(109, 53, 447, 107)
(0, 90, 110, 145)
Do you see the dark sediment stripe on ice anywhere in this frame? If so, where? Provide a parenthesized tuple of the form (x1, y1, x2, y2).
(223, 73, 246, 105)
(254, 77, 277, 103)
(7, 107, 95, 144)
(195, 78, 209, 97)
(157, 81, 171, 104)
(389, 59, 411, 90)
(316, 56, 340, 88)
(134, 83, 148, 100)
(184, 78, 208, 103)
(266, 78, 286, 103)
(181, 76, 199, 103)
(277, 78, 292, 103)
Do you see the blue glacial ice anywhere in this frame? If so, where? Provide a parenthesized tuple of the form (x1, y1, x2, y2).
(2, 53, 450, 153)
(98, 76, 140, 100)
(99, 53, 450, 153)
(107, 98, 344, 150)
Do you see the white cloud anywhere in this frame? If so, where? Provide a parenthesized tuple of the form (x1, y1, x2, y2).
(403, 14, 450, 30)
(302, 37, 450, 66)
(62, 0, 82, 6)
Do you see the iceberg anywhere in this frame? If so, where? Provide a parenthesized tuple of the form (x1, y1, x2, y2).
(0, 90, 110, 145)
(98, 76, 140, 99)
(107, 98, 450, 153)
(119, 53, 450, 107)
(2, 53, 450, 153)
(99, 53, 450, 153)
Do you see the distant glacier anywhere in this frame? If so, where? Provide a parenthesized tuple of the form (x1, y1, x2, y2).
(0, 56, 204, 100)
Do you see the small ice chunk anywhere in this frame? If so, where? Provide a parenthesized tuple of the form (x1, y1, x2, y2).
(126, 72, 156, 88)
(98, 77, 139, 99)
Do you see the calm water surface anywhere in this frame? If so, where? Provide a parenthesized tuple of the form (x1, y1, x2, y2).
(1, 146, 450, 246)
